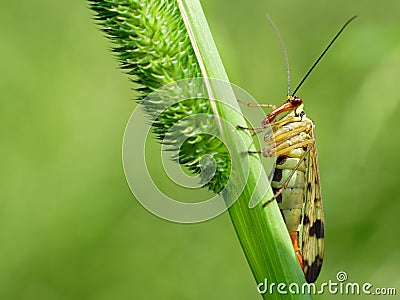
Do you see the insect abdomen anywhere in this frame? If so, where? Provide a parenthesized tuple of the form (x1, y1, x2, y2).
(271, 150, 307, 270)
(272, 153, 306, 230)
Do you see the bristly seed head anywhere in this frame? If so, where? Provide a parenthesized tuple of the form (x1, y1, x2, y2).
(89, 0, 231, 193)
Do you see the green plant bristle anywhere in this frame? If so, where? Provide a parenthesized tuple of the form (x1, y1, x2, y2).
(89, 0, 230, 192)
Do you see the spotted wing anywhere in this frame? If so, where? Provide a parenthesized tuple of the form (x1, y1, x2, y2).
(302, 130, 324, 283)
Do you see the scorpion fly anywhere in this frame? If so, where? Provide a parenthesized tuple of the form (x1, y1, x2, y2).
(241, 16, 356, 283)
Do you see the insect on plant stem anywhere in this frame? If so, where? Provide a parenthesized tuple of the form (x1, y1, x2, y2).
(244, 15, 356, 283)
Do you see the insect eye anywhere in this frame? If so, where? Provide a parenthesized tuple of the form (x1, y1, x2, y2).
(292, 97, 303, 106)
(300, 111, 305, 117)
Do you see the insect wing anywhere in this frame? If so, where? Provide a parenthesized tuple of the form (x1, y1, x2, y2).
(302, 133, 324, 283)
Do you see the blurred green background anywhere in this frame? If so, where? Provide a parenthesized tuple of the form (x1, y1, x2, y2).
(1, 0, 399, 299)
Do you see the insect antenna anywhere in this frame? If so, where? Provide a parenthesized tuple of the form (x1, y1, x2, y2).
(292, 16, 357, 96)
(266, 15, 291, 96)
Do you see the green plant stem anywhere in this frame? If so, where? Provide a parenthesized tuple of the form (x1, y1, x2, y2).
(179, 1, 311, 299)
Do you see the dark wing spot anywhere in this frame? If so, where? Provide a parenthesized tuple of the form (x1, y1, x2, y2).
(272, 188, 282, 203)
(276, 193, 282, 203)
(276, 156, 288, 165)
(309, 220, 324, 239)
(303, 215, 310, 226)
(272, 168, 282, 182)
(304, 255, 323, 283)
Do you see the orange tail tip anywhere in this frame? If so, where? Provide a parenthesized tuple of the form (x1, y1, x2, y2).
(289, 231, 304, 270)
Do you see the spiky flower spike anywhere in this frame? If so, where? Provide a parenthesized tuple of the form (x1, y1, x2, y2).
(89, 0, 229, 192)
(89, 1, 310, 299)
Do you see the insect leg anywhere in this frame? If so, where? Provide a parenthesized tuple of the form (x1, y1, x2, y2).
(236, 125, 264, 131)
(247, 103, 277, 110)
(236, 125, 270, 139)
(262, 139, 314, 158)
(237, 99, 277, 110)
(262, 140, 314, 207)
